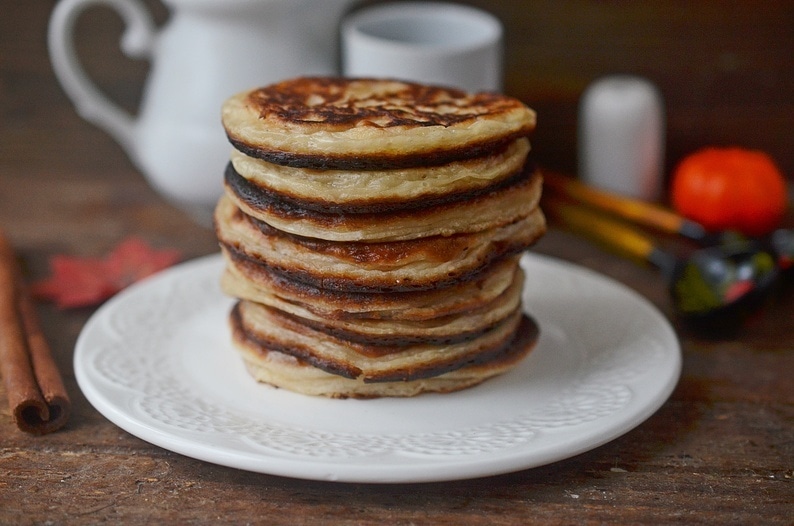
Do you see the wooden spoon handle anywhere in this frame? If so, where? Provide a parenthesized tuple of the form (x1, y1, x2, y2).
(543, 195, 658, 265)
(543, 171, 707, 240)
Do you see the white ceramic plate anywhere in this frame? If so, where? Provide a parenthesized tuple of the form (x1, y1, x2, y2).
(74, 253, 680, 483)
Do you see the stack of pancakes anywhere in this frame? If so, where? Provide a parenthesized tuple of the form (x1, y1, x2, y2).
(215, 77, 545, 398)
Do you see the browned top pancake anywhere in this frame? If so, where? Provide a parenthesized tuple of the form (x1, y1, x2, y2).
(222, 77, 537, 170)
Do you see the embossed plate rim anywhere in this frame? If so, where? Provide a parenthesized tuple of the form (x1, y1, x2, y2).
(74, 252, 681, 483)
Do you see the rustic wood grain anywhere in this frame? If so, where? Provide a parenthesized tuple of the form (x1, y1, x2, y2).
(0, 1, 791, 524)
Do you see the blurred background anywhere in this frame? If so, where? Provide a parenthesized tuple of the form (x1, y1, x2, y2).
(2, 0, 792, 195)
(481, 0, 794, 182)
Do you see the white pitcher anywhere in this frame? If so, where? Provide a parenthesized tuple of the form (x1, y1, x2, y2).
(49, 0, 357, 224)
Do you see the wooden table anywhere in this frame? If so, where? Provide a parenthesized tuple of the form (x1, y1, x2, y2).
(1, 1, 791, 524)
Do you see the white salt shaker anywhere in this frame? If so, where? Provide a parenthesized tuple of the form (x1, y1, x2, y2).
(578, 75, 665, 201)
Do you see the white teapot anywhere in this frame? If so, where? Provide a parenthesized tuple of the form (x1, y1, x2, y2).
(49, 0, 357, 224)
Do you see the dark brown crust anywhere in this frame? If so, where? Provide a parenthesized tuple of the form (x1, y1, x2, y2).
(227, 134, 530, 171)
(230, 301, 539, 383)
(225, 155, 535, 214)
(247, 77, 520, 128)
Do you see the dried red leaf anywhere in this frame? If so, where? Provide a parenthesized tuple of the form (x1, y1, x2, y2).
(32, 237, 182, 309)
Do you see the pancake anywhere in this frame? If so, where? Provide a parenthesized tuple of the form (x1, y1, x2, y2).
(228, 268, 525, 346)
(214, 194, 546, 293)
(228, 138, 531, 207)
(215, 76, 544, 398)
(222, 77, 537, 170)
(230, 300, 539, 397)
(224, 163, 544, 242)
(225, 152, 536, 216)
(220, 248, 524, 322)
(233, 318, 538, 399)
(232, 299, 525, 379)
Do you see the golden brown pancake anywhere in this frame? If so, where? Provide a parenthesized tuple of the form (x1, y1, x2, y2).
(220, 248, 524, 322)
(221, 77, 536, 170)
(214, 194, 546, 293)
(223, 163, 544, 242)
(228, 138, 531, 207)
(230, 300, 539, 398)
(224, 152, 537, 215)
(229, 269, 524, 346)
(231, 300, 526, 380)
(234, 327, 536, 399)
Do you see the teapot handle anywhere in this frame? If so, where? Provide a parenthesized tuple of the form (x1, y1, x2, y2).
(48, 0, 156, 154)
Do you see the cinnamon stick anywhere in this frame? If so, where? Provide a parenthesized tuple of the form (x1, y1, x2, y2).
(0, 231, 70, 434)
